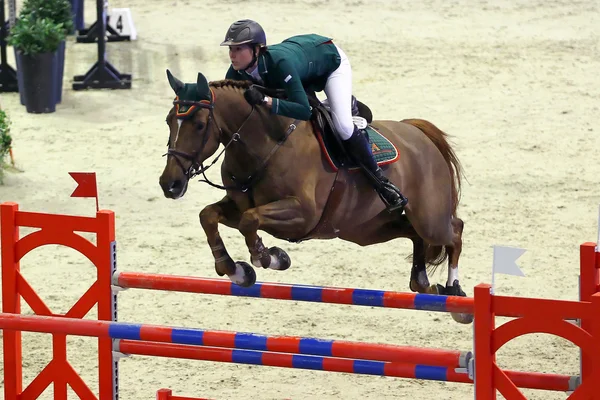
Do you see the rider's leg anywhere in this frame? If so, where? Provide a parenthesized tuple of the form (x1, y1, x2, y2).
(344, 127, 408, 211)
(324, 45, 408, 212)
(322, 45, 354, 140)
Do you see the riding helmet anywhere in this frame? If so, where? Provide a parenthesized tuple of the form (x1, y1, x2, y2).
(220, 19, 266, 47)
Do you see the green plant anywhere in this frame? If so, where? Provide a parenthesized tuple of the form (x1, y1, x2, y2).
(7, 15, 66, 56)
(0, 109, 13, 184)
(20, 0, 75, 35)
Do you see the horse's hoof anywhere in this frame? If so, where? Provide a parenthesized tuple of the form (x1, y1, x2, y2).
(409, 279, 430, 293)
(445, 279, 467, 296)
(446, 280, 473, 324)
(424, 283, 444, 295)
(451, 312, 474, 324)
(230, 262, 257, 287)
(409, 266, 430, 293)
(409, 280, 419, 293)
(268, 247, 291, 271)
(428, 280, 473, 324)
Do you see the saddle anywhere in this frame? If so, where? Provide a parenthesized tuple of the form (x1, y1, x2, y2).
(251, 85, 399, 171)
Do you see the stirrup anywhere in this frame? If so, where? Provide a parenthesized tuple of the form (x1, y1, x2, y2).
(378, 183, 408, 213)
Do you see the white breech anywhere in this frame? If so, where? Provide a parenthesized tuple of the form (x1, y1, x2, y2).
(323, 45, 355, 141)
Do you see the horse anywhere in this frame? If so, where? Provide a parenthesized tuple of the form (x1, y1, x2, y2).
(158, 70, 472, 324)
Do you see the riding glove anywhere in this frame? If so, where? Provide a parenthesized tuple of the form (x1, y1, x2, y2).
(244, 86, 267, 106)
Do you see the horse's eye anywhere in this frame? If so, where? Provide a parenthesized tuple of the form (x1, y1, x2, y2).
(196, 122, 205, 130)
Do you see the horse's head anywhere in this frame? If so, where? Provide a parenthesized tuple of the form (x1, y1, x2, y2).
(159, 69, 221, 199)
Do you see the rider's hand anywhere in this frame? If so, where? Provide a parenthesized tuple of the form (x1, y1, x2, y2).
(244, 86, 267, 106)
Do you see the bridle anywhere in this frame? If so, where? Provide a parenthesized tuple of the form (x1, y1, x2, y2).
(164, 88, 300, 193)
(164, 90, 248, 183)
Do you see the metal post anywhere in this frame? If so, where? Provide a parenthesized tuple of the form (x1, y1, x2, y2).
(72, 0, 132, 90)
(0, 0, 18, 93)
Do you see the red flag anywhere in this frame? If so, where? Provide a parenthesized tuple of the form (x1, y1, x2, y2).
(69, 172, 99, 211)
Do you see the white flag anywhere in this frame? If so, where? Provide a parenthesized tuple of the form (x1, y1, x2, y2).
(493, 245, 526, 277)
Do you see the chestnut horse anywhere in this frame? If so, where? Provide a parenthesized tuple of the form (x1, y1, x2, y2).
(159, 70, 472, 324)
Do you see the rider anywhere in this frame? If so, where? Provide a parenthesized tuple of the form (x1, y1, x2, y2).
(220, 19, 408, 212)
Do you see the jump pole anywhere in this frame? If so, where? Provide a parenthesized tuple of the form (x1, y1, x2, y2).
(112, 271, 476, 316)
(76, 0, 130, 43)
(0, 312, 471, 369)
(72, 0, 131, 90)
(0, 312, 579, 393)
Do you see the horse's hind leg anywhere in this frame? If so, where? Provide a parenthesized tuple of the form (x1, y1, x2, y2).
(444, 217, 473, 323)
(409, 236, 432, 293)
(446, 217, 464, 289)
(409, 211, 472, 323)
(430, 216, 473, 324)
(409, 234, 452, 295)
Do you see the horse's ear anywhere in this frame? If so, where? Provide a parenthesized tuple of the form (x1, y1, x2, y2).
(166, 69, 184, 95)
(196, 73, 210, 100)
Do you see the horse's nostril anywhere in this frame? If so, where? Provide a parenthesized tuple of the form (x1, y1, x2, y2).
(170, 180, 183, 193)
(160, 178, 181, 197)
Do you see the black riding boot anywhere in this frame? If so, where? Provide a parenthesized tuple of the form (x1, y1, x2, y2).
(344, 127, 408, 212)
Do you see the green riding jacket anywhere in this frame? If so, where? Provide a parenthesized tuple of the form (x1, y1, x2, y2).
(225, 34, 342, 121)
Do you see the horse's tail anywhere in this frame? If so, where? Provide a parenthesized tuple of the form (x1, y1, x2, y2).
(401, 119, 464, 268)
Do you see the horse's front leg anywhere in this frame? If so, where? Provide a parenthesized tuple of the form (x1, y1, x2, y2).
(237, 198, 307, 281)
(199, 196, 256, 287)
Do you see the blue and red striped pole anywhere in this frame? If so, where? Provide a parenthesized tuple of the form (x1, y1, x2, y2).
(0, 313, 469, 367)
(0, 313, 578, 392)
(117, 340, 471, 384)
(112, 272, 479, 316)
(117, 340, 578, 392)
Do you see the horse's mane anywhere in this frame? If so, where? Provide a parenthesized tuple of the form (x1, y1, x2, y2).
(208, 79, 292, 140)
(209, 79, 286, 102)
(209, 79, 253, 90)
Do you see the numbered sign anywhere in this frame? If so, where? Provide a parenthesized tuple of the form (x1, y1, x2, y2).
(107, 8, 137, 40)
